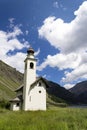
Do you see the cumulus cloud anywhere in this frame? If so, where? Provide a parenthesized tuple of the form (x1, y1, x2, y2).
(62, 63, 87, 83)
(5, 52, 26, 73)
(37, 53, 81, 71)
(64, 83, 75, 90)
(0, 19, 41, 73)
(0, 19, 30, 72)
(7, 26, 23, 38)
(39, 1, 87, 53)
(38, 1, 87, 87)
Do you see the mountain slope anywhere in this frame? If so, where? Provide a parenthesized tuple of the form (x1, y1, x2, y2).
(77, 90, 87, 103)
(69, 81, 87, 96)
(69, 81, 87, 103)
(0, 60, 23, 100)
(45, 79, 76, 103)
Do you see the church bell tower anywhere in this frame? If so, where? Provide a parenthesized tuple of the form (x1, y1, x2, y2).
(23, 47, 37, 110)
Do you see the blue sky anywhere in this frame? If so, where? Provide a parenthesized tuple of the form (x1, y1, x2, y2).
(0, 0, 87, 89)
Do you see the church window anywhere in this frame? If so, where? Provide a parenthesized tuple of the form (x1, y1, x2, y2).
(39, 82, 41, 86)
(30, 62, 34, 69)
(16, 103, 19, 107)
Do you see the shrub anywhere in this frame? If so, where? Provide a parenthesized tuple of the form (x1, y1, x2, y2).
(0, 99, 10, 109)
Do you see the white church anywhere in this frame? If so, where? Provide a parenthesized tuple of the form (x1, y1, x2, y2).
(10, 47, 47, 111)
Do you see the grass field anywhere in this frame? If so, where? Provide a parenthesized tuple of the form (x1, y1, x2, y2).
(0, 107, 87, 130)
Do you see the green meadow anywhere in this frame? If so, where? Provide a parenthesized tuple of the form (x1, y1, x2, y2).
(0, 107, 87, 130)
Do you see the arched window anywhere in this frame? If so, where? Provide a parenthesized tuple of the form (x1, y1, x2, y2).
(30, 62, 34, 69)
(39, 82, 41, 86)
(16, 103, 19, 106)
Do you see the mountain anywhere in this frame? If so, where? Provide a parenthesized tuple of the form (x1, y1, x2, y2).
(77, 90, 87, 103)
(0, 60, 75, 104)
(69, 81, 87, 103)
(69, 81, 87, 96)
(45, 79, 76, 103)
(0, 60, 23, 100)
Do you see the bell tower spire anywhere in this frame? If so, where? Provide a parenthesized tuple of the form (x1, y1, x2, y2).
(27, 47, 35, 58)
(23, 47, 37, 110)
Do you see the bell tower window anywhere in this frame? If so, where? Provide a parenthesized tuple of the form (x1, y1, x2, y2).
(39, 82, 41, 86)
(30, 62, 34, 69)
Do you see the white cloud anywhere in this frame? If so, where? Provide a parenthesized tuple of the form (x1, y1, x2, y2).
(37, 52, 81, 71)
(7, 26, 23, 38)
(0, 20, 39, 73)
(4, 52, 26, 73)
(0, 21, 30, 73)
(62, 63, 87, 83)
(8, 18, 15, 24)
(39, 1, 87, 54)
(38, 1, 87, 84)
(35, 48, 40, 56)
(64, 83, 74, 89)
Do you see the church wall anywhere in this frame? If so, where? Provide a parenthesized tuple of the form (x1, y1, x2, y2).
(28, 81, 46, 110)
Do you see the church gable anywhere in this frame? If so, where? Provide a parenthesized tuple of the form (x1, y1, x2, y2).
(31, 77, 46, 89)
(30, 79, 46, 98)
(27, 79, 46, 110)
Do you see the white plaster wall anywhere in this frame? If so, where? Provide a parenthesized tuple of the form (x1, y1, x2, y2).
(28, 81, 46, 111)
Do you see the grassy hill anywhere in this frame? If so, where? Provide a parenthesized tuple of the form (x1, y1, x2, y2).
(0, 60, 23, 100)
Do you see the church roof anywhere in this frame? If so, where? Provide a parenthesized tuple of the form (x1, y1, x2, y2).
(10, 97, 21, 102)
(15, 84, 24, 92)
(31, 77, 49, 88)
(15, 77, 49, 92)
